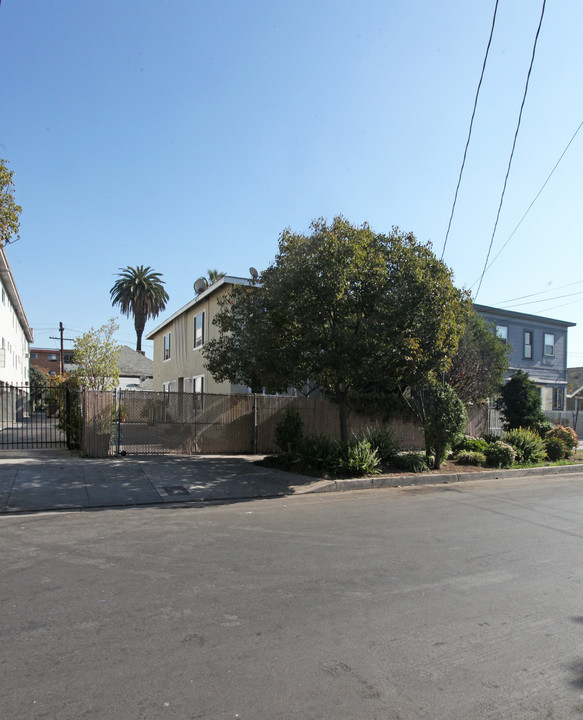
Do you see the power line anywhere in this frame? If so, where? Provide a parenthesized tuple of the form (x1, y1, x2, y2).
(496, 279, 583, 306)
(475, 0, 547, 298)
(440, 0, 500, 262)
(498, 289, 583, 309)
(481, 119, 583, 275)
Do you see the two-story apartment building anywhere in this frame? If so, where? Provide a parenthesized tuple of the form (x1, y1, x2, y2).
(146, 276, 252, 394)
(30, 347, 75, 376)
(474, 303, 575, 412)
(0, 246, 33, 387)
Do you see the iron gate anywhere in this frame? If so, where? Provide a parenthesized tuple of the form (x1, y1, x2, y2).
(0, 383, 79, 449)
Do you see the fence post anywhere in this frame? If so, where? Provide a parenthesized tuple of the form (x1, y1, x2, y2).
(253, 394, 258, 454)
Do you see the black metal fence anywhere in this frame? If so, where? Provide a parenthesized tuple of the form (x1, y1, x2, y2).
(0, 383, 78, 449)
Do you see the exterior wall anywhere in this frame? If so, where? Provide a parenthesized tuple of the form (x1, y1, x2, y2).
(0, 262, 32, 387)
(148, 278, 250, 394)
(474, 304, 574, 412)
(30, 348, 75, 376)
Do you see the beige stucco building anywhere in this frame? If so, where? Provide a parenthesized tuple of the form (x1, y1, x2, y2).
(146, 276, 252, 394)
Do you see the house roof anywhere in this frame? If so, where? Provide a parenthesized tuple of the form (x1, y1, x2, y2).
(474, 303, 576, 328)
(117, 345, 153, 377)
(0, 246, 34, 343)
(146, 275, 253, 339)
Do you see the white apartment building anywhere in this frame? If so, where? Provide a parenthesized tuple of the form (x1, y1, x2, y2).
(0, 246, 33, 386)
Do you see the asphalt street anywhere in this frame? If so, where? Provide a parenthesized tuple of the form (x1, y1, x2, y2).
(2, 471, 583, 719)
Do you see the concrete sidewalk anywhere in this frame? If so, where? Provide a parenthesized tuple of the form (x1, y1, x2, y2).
(1, 450, 583, 514)
(0, 451, 318, 513)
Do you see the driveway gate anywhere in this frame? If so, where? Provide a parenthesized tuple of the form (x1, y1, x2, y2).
(0, 383, 79, 449)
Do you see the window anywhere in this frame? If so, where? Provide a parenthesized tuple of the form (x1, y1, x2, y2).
(30, 352, 38, 359)
(164, 332, 171, 361)
(48, 353, 58, 361)
(194, 311, 205, 349)
(496, 325, 508, 344)
(544, 333, 555, 357)
(63, 353, 74, 363)
(552, 387, 565, 411)
(193, 375, 204, 394)
(523, 331, 533, 359)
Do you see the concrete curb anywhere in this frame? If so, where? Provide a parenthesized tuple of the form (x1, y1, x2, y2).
(299, 462, 583, 494)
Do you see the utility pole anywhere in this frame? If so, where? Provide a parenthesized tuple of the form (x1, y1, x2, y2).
(49, 322, 75, 375)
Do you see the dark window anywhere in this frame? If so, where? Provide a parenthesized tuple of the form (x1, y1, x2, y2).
(552, 387, 565, 411)
(164, 332, 171, 361)
(194, 312, 205, 349)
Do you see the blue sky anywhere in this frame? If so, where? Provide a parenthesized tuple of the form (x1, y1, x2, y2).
(1, 0, 582, 364)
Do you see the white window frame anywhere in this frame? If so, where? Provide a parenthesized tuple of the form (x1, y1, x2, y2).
(194, 311, 205, 349)
(163, 332, 171, 361)
(192, 374, 205, 394)
(523, 330, 533, 359)
(544, 333, 555, 357)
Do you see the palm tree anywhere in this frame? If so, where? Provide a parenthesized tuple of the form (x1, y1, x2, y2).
(206, 268, 226, 284)
(110, 265, 169, 353)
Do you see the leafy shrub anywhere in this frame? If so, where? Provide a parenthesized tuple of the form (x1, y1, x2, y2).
(545, 436, 568, 461)
(353, 425, 399, 464)
(346, 439, 381, 476)
(498, 369, 547, 430)
(274, 405, 304, 454)
(423, 384, 467, 469)
(393, 452, 429, 473)
(453, 435, 488, 453)
(484, 441, 516, 468)
(502, 428, 546, 464)
(454, 450, 486, 466)
(481, 432, 502, 444)
(299, 434, 346, 473)
(530, 418, 554, 436)
(546, 425, 578, 455)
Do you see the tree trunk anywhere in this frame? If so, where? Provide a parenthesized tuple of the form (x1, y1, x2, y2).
(134, 314, 145, 354)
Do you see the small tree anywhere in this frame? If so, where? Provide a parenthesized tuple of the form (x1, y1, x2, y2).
(0, 158, 22, 247)
(498, 369, 547, 430)
(207, 269, 226, 285)
(71, 319, 121, 390)
(423, 383, 467, 469)
(445, 311, 510, 404)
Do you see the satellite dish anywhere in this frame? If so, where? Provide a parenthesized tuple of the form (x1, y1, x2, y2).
(194, 277, 208, 295)
(249, 267, 258, 279)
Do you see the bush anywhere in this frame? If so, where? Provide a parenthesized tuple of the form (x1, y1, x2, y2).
(481, 432, 502, 444)
(453, 435, 488, 453)
(353, 425, 399, 464)
(502, 428, 546, 465)
(346, 439, 381, 476)
(546, 425, 578, 456)
(454, 450, 486, 466)
(274, 405, 304, 454)
(300, 434, 345, 473)
(498, 370, 547, 430)
(423, 384, 467, 469)
(393, 452, 429, 473)
(545, 436, 568, 461)
(484, 440, 516, 468)
(530, 418, 554, 436)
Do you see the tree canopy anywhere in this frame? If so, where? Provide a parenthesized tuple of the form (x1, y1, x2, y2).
(445, 310, 510, 404)
(110, 265, 169, 353)
(71, 319, 121, 391)
(0, 158, 22, 247)
(497, 369, 548, 431)
(203, 216, 469, 441)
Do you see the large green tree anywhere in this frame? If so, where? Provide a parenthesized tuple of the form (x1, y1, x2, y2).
(0, 158, 22, 247)
(110, 265, 169, 353)
(203, 216, 469, 442)
(445, 310, 510, 404)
